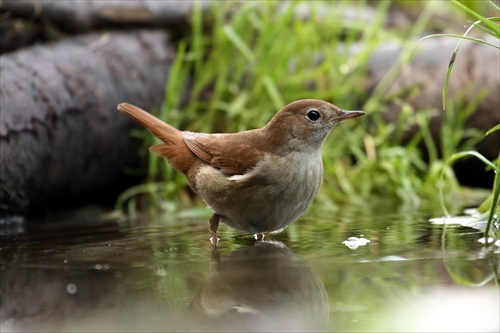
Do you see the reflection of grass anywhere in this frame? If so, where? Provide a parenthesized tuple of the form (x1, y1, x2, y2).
(118, 1, 489, 216)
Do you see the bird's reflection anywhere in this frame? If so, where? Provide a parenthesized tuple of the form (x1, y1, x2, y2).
(1, 229, 329, 332)
(188, 241, 329, 332)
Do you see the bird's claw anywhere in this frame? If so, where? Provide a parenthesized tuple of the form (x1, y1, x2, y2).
(254, 233, 265, 241)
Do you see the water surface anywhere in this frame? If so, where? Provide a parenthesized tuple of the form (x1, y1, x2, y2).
(1, 203, 498, 332)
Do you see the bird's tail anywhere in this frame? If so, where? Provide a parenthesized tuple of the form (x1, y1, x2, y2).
(117, 103, 184, 145)
(117, 103, 197, 174)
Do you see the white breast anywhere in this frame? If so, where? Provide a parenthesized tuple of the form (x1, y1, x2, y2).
(194, 151, 324, 234)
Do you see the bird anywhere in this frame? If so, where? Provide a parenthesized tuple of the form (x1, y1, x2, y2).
(117, 99, 365, 244)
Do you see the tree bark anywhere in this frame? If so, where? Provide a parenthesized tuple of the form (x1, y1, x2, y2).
(0, 30, 175, 217)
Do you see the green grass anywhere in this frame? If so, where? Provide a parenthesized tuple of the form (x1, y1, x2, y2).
(117, 1, 496, 228)
(421, 0, 499, 239)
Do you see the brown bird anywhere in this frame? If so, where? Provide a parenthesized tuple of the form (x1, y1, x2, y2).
(118, 100, 365, 243)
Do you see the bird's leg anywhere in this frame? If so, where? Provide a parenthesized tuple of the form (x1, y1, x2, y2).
(254, 233, 265, 241)
(209, 213, 221, 245)
(210, 245, 221, 271)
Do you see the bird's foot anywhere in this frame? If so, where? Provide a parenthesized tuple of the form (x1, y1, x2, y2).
(209, 214, 221, 246)
(254, 233, 265, 241)
(210, 230, 219, 246)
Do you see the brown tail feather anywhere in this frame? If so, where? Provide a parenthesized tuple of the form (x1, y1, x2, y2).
(117, 103, 182, 143)
(117, 103, 198, 175)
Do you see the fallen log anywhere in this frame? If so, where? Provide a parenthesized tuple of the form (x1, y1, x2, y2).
(0, 0, 207, 32)
(0, 30, 174, 218)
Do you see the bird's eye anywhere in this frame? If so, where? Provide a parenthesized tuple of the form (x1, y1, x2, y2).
(306, 109, 321, 122)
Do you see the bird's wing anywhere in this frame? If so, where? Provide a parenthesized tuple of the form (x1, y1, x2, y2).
(182, 131, 264, 176)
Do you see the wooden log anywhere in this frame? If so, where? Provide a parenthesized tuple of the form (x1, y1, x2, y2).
(0, 0, 208, 32)
(0, 30, 175, 218)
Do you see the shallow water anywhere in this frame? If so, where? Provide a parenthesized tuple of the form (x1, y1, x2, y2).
(1, 203, 499, 332)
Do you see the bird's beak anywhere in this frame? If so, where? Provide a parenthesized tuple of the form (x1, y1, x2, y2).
(335, 110, 366, 121)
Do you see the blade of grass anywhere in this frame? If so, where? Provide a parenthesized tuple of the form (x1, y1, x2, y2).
(439, 151, 499, 218)
(262, 75, 285, 110)
(452, 0, 500, 37)
(489, 0, 500, 11)
(485, 124, 500, 136)
(484, 155, 500, 239)
(115, 182, 170, 212)
(467, 17, 500, 37)
(439, 20, 480, 110)
(223, 25, 257, 65)
(420, 33, 500, 49)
